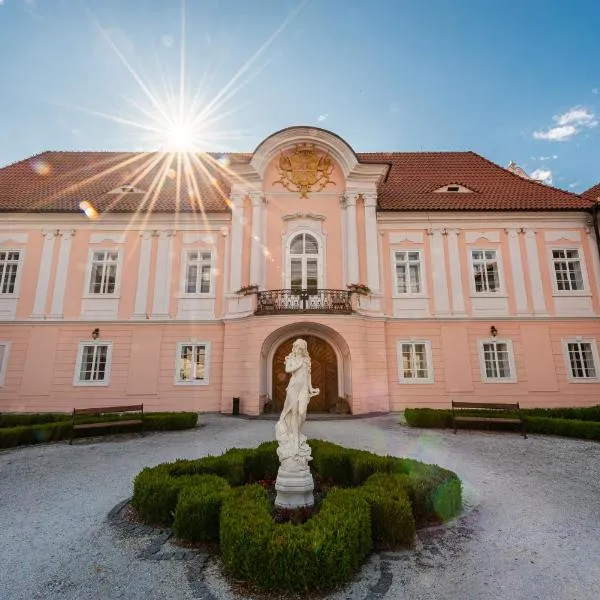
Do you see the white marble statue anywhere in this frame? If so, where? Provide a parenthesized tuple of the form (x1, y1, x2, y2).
(274, 338, 319, 507)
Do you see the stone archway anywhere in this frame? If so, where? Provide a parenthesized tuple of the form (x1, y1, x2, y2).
(272, 335, 338, 413)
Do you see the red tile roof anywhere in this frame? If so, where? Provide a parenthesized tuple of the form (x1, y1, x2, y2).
(582, 182, 600, 201)
(0, 149, 592, 214)
(357, 151, 592, 211)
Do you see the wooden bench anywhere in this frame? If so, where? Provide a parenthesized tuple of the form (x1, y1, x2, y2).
(69, 404, 144, 444)
(451, 401, 527, 439)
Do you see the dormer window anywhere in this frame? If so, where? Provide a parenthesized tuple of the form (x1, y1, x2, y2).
(433, 183, 474, 193)
(108, 184, 145, 194)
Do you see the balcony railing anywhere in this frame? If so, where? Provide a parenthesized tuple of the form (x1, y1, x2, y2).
(255, 289, 353, 315)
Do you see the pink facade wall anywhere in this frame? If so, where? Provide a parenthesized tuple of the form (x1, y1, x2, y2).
(0, 139, 599, 415)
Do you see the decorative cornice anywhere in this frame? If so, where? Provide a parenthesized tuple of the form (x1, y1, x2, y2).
(0, 232, 29, 243)
(282, 212, 326, 222)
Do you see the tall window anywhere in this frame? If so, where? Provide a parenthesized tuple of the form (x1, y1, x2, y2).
(565, 341, 597, 379)
(89, 251, 118, 294)
(75, 343, 111, 385)
(552, 249, 584, 291)
(176, 343, 209, 384)
(288, 233, 320, 293)
(398, 341, 433, 383)
(0, 251, 20, 294)
(471, 250, 500, 293)
(185, 251, 212, 294)
(394, 251, 422, 294)
(480, 341, 514, 382)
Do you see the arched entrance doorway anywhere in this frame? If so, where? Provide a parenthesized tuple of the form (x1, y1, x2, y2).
(272, 335, 338, 412)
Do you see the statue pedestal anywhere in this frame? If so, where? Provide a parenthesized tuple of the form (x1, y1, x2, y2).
(274, 467, 314, 508)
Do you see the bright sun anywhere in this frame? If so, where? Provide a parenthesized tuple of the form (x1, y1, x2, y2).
(166, 123, 196, 151)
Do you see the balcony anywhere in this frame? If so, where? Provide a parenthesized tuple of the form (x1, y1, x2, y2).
(255, 289, 353, 315)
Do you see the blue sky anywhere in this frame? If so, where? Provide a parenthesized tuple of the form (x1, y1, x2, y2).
(0, 0, 599, 191)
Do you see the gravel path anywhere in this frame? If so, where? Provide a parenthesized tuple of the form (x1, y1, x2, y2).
(1, 414, 599, 600)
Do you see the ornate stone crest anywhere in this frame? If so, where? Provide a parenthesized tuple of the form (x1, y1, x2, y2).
(273, 143, 335, 198)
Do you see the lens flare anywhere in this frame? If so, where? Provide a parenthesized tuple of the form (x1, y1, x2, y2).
(31, 159, 51, 176)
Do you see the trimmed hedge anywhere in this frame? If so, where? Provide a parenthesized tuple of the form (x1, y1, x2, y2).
(0, 412, 198, 449)
(220, 485, 372, 591)
(174, 475, 231, 541)
(132, 440, 462, 592)
(404, 408, 600, 441)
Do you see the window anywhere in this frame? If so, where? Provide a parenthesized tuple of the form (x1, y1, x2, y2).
(479, 340, 515, 382)
(0, 342, 10, 386)
(0, 250, 20, 294)
(287, 232, 321, 292)
(471, 250, 500, 293)
(184, 251, 212, 294)
(398, 341, 433, 383)
(74, 342, 112, 386)
(447, 186, 460, 192)
(89, 251, 119, 294)
(564, 340, 598, 380)
(176, 342, 210, 385)
(394, 251, 422, 294)
(552, 249, 584, 292)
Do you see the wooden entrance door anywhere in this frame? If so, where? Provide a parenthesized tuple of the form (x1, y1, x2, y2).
(272, 335, 338, 413)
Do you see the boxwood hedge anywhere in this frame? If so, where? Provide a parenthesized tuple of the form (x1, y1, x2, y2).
(131, 440, 462, 592)
(403, 407, 600, 440)
(0, 412, 198, 449)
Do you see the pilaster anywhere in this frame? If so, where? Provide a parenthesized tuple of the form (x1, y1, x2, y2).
(506, 227, 529, 314)
(151, 229, 175, 319)
(31, 230, 57, 319)
(362, 193, 380, 293)
(524, 228, 548, 315)
(48, 229, 76, 319)
(249, 191, 264, 288)
(132, 230, 155, 319)
(229, 192, 245, 293)
(446, 228, 466, 315)
(343, 191, 360, 285)
(428, 228, 451, 315)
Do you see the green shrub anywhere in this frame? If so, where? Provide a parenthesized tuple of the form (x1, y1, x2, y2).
(361, 473, 415, 548)
(220, 485, 371, 592)
(143, 412, 198, 430)
(173, 475, 230, 541)
(310, 440, 354, 486)
(524, 406, 600, 422)
(244, 440, 279, 481)
(351, 452, 397, 486)
(404, 408, 453, 428)
(0, 413, 70, 428)
(167, 451, 247, 486)
(0, 422, 71, 449)
(525, 417, 600, 440)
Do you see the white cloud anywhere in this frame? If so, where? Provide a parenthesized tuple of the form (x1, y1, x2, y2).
(593, 88, 598, 95)
(534, 155, 558, 161)
(568, 182, 580, 189)
(317, 114, 328, 122)
(533, 106, 598, 142)
(530, 168, 553, 185)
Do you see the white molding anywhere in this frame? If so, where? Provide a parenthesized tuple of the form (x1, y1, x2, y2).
(544, 230, 581, 242)
(344, 191, 360, 284)
(174, 341, 211, 386)
(31, 232, 57, 317)
(182, 233, 216, 245)
(151, 230, 175, 318)
(478, 338, 517, 383)
(524, 230, 548, 314)
(0, 233, 28, 244)
(389, 232, 424, 244)
(73, 340, 113, 387)
(89, 233, 127, 244)
(506, 228, 529, 314)
(396, 339, 434, 384)
(364, 193, 380, 293)
(229, 193, 245, 293)
(447, 229, 466, 315)
(132, 232, 153, 319)
(249, 191, 264, 288)
(465, 231, 500, 244)
(49, 229, 76, 318)
(282, 212, 326, 222)
(561, 338, 600, 383)
(0, 341, 10, 386)
(428, 229, 451, 314)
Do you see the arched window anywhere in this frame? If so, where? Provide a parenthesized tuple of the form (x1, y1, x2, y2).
(287, 233, 321, 292)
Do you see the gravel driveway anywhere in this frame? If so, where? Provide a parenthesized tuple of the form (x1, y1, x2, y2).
(1, 414, 599, 600)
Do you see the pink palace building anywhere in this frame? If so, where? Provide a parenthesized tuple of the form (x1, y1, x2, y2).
(0, 126, 599, 415)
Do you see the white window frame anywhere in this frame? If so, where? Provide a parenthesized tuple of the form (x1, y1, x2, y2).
(180, 249, 215, 297)
(73, 341, 113, 386)
(83, 248, 122, 298)
(562, 338, 600, 383)
(549, 247, 589, 296)
(0, 341, 10, 386)
(397, 340, 434, 384)
(284, 230, 325, 290)
(0, 248, 24, 297)
(391, 249, 426, 297)
(469, 248, 505, 296)
(174, 341, 211, 386)
(478, 339, 517, 383)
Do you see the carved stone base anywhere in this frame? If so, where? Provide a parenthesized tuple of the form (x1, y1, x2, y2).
(274, 467, 314, 508)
